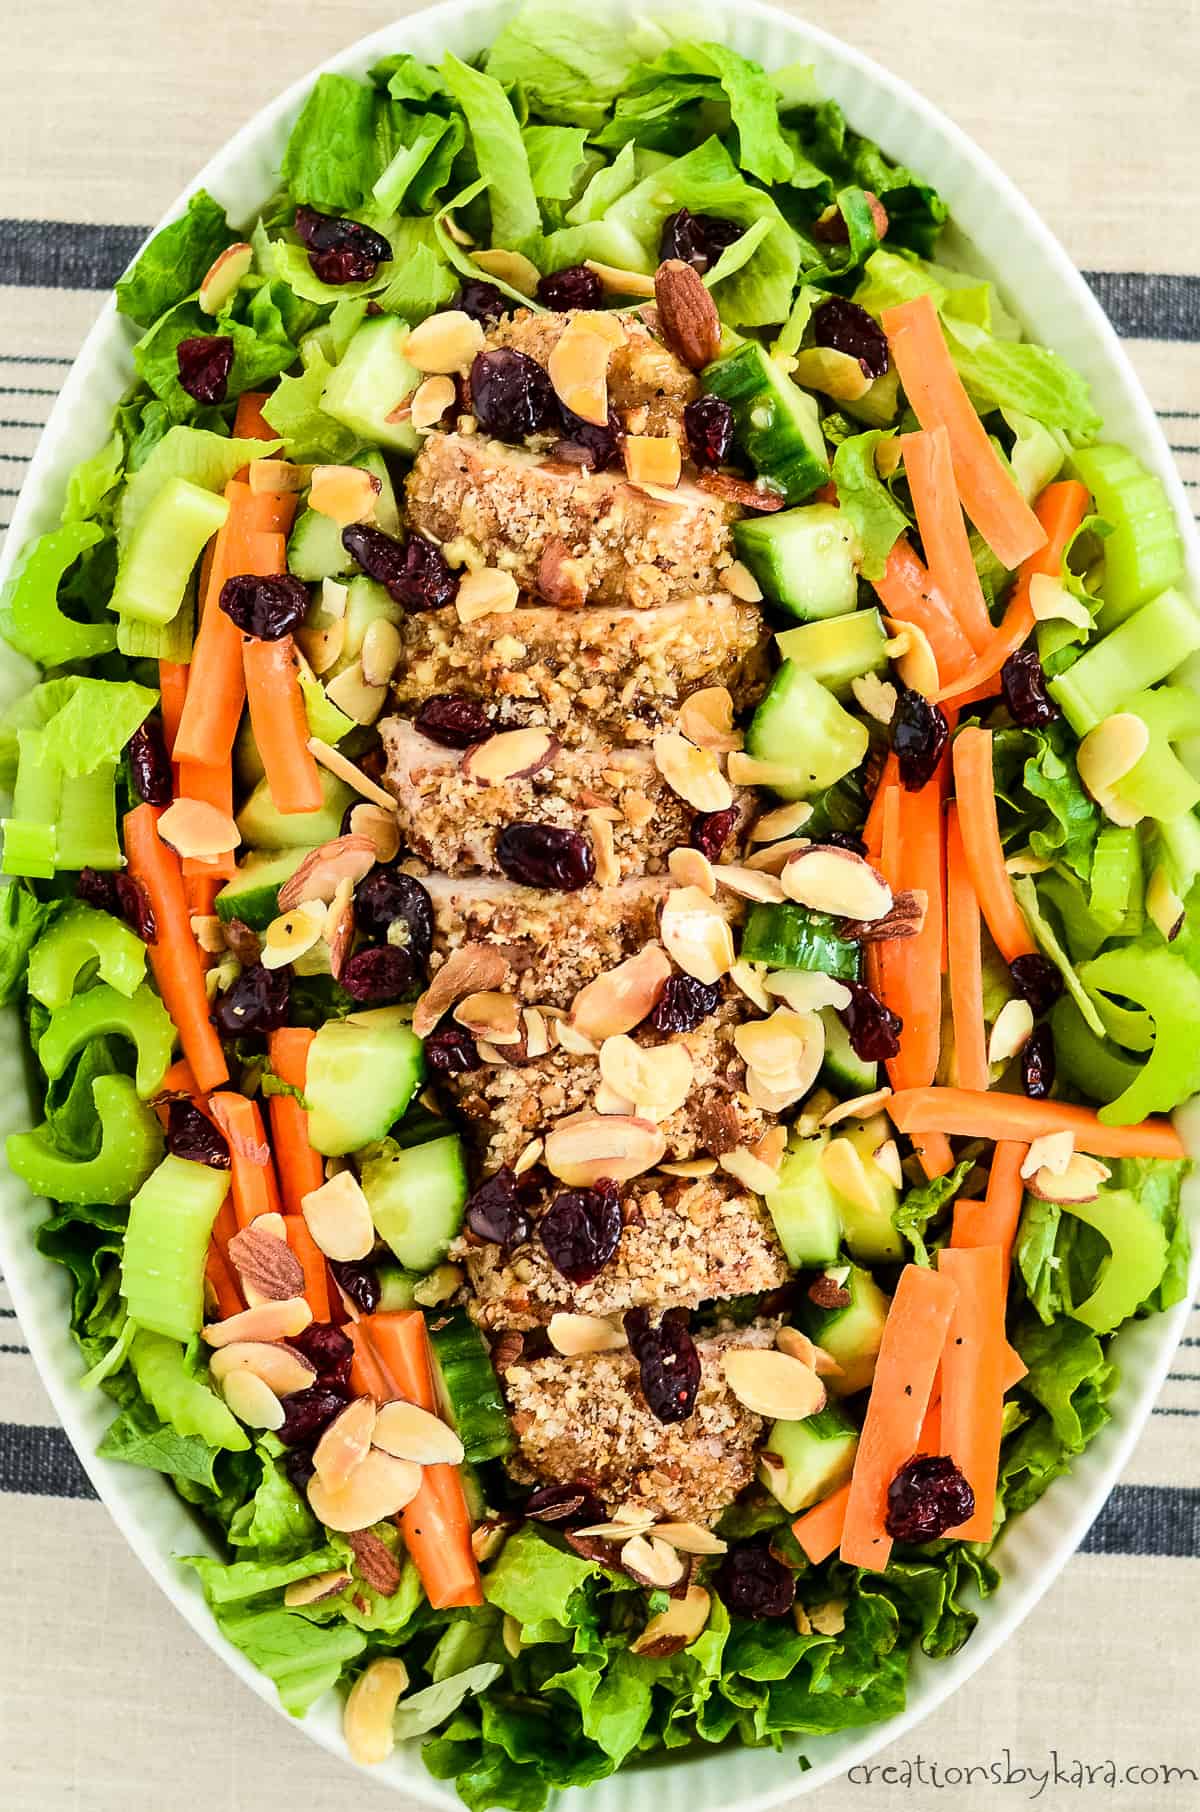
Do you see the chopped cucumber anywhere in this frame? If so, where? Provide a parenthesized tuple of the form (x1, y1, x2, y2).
(376, 1265, 421, 1310)
(819, 1006, 877, 1095)
(801, 1264, 890, 1396)
(1073, 444, 1184, 623)
(236, 768, 355, 849)
(823, 1115, 903, 1264)
(306, 1020, 425, 1155)
(215, 846, 317, 929)
(702, 341, 829, 502)
(121, 1154, 231, 1342)
(27, 903, 146, 1009)
(37, 980, 175, 1099)
(740, 903, 860, 978)
(764, 1130, 842, 1267)
(775, 608, 889, 698)
(7, 1073, 163, 1206)
(360, 1132, 467, 1267)
(842, 366, 901, 429)
(288, 508, 356, 583)
(128, 1330, 249, 1451)
(745, 662, 869, 800)
(1048, 588, 1200, 734)
(110, 477, 229, 625)
(759, 1403, 859, 1513)
(429, 1309, 513, 1461)
(339, 577, 404, 670)
(355, 449, 402, 539)
(734, 504, 858, 621)
(321, 315, 422, 456)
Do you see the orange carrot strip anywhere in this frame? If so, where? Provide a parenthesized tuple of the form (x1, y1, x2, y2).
(936, 480, 1092, 704)
(247, 493, 297, 537)
(882, 295, 1047, 569)
(840, 1264, 959, 1570)
(209, 1092, 282, 1228)
(184, 872, 222, 918)
(902, 428, 992, 651)
(362, 1312, 484, 1609)
(124, 804, 227, 1091)
(285, 1216, 331, 1323)
(243, 635, 324, 815)
(873, 538, 977, 683)
(937, 1244, 1006, 1540)
(347, 1321, 392, 1401)
(267, 1028, 326, 1214)
(946, 804, 989, 1092)
(919, 1392, 942, 1453)
(211, 1193, 240, 1259)
(888, 1087, 1185, 1159)
(233, 391, 275, 442)
(205, 1241, 243, 1320)
(953, 1140, 1028, 1268)
(912, 1132, 955, 1180)
(951, 727, 1037, 962)
(159, 661, 189, 758)
(158, 1057, 199, 1097)
(863, 754, 900, 858)
(793, 1480, 852, 1564)
(173, 481, 255, 770)
(885, 774, 944, 1092)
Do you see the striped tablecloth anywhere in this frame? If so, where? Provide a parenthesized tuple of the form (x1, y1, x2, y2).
(2, 1, 1199, 1807)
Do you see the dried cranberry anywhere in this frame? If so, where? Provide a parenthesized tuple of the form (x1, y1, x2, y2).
(115, 873, 157, 944)
(1021, 1022, 1056, 1099)
(219, 573, 310, 640)
(290, 1321, 355, 1390)
(329, 1261, 381, 1316)
(536, 265, 603, 310)
(524, 1482, 605, 1527)
(839, 979, 902, 1063)
(425, 1025, 482, 1074)
(76, 867, 118, 913)
(278, 1384, 350, 1448)
(414, 694, 495, 749)
(496, 823, 596, 891)
(714, 1545, 796, 1619)
(649, 974, 720, 1034)
(540, 1181, 622, 1284)
(284, 1445, 317, 1491)
(176, 335, 234, 404)
(885, 1453, 975, 1543)
(1001, 649, 1059, 727)
(466, 1166, 532, 1251)
(624, 1306, 701, 1424)
(340, 943, 415, 1003)
(166, 1100, 230, 1168)
(821, 828, 868, 855)
(469, 348, 559, 440)
(812, 297, 890, 380)
(352, 868, 434, 962)
(127, 718, 172, 807)
(293, 204, 391, 285)
(555, 403, 622, 471)
(691, 805, 740, 861)
(684, 395, 735, 468)
(456, 278, 507, 325)
(1009, 953, 1063, 1017)
(212, 962, 290, 1038)
(342, 524, 458, 612)
(659, 208, 743, 276)
(892, 686, 950, 791)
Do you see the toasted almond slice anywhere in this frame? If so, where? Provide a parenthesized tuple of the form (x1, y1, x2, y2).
(594, 1079, 635, 1114)
(347, 804, 400, 865)
(548, 317, 611, 426)
(555, 1018, 601, 1056)
(988, 997, 1036, 1066)
(631, 1583, 711, 1656)
(1020, 1131, 1075, 1179)
(543, 1111, 666, 1186)
(414, 944, 510, 1038)
(624, 435, 682, 488)
(599, 1035, 694, 1122)
(513, 1137, 544, 1178)
(728, 959, 772, 1012)
(198, 241, 254, 314)
(621, 1533, 685, 1588)
(669, 846, 716, 895)
(781, 846, 892, 921)
(456, 565, 521, 623)
(722, 1348, 826, 1420)
(795, 1087, 839, 1136)
(1005, 848, 1052, 875)
(311, 1395, 379, 1494)
(374, 1398, 465, 1466)
(1026, 1151, 1113, 1203)
(284, 1569, 352, 1607)
(410, 374, 457, 431)
(454, 989, 522, 1043)
(208, 1340, 316, 1395)
(309, 464, 380, 526)
(1029, 572, 1093, 629)
(585, 809, 621, 888)
(203, 1297, 312, 1349)
(462, 726, 557, 783)
(720, 1145, 783, 1195)
(159, 798, 240, 861)
(573, 1517, 657, 1542)
(403, 309, 485, 373)
(325, 661, 388, 727)
(276, 834, 378, 911)
(764, 970, 852, 1013)
(221, 1368, 286, 1430)
(776, 1325, 842, 1377)
(852, 672, 898, 725)
(883, 616, 940, 699)
(301, 1169, 376, 1263)
(584, 259, 657, 297)
(820, 1136, 883, 1220)
(247, 457, 309, 496)
(678, 685, 741, 753)
(471, 1519, 509, 1564)
(412, 1261, 463, 1307)
(660, 1157, 718, 1178)
(548, 1311, 629, 1356)
(568, 944, 672, 1043)
(261, 902, 325, 971)
(751, 801, 814, 843)
(472, 248, 541, 295)
(308, 736, 396, 810)
(792, 344, 872, 402)
(1147, 863, 1187, 942)
(735, 1008, 825, 1092)
(660, 885, 735, 984)
(713, 864, 786, 904)
(874, 1136, 904, 1189)
(522, 1007, 550, 1061)
(654, 1524, 727, 1556)
(308, 1448, 423, 1533)
(190, 913, 226, 954)
(1077, 713, 1150, 826)
(343, 1656, 411, 1766)
(723, 561, 763, 604)
(361, 617, 402, 688)
(819, 1087, 893, 1128)
(298, 618, 347, 676)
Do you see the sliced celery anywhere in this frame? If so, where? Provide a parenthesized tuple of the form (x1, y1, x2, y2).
(109, 475, 228, 626)
(1073, 444, 1184, 624)
(1159, 811, 1200, 897)
(122, 1154, 230, 1342)
(37, 980, 175, 1099)
(128, 1329, 249, 1450)
(1079, 946, 1200, 1124)
(1088, 827, 1143, 936)
(55, 764, 122, 870)
(6, 1073, 164, 1205)
(1050, 997, 1143, 1105)
(0, 521, 118, 665)
(1048, 589, 1200, 735)
(4, 727, 60, 878)
(116, 577, 195, 661)
(1062, 1188, 1169, 1333)
(1, 820, 56, 880)
(1113, 685, 1200, 823)
(27, 903, 146, 1009)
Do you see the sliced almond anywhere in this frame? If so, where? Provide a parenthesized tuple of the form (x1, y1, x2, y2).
(660, 886, 735, 984)
(298, 618, 347, 675)
(660, 1157, 718, 1178)
(874, 1136, 904, 1189)
(309, 464, 380, 527)
(522, 1007, 550, 1061)
(821, 1137, 881, 1220)
(373, 1398, 465, 1466)
(284, 1569, 351, 1608)
(513, 1137, 544, 1178)
(543, 1111, 666, 1186)
(988, 997, 1036, 1067)
(765, 970, 851, 1014)
(208, 1340, 316, 1395)
(883, 616, 940, 698)
(728, 959, 772, 1011)
(792, 345, 872, 402)
(1029, 572, 1093, 629)
(851, 672, 898, 725)
(720, 1145, 784, 1195)
(631, 1584, 711, 1656)
(569, 944, 672, 1042)
(548, 317, 611, 426)
(308, 1448, 423, 1534)
(1077, 713, 1150, 826)
(624, 435, 682, 489)
(462, 726, 557, 783)
(313, 1395, 378, 1493)
(226, 1222, 305, 1304)
(198, 241, 255, 314)
(261, 901, 326, 971)
(654, 258, 722, 371)
(776, 1325, 842, 1378)
(203, 1297, 312, 1349)
(723, 561, 763, 603)
(343, 1656, 410, 1766)
(276, 834, 378, 911)
(159, 798, 240, 861)
(413, 943, 510, 1038)
(347, 805, 400, 865)
(472, 248, 541, 295)
(556, 1017, 600, 1056)
(1026, 1151, 1113, 1203)
(361, 617, 402, 688)
(471, 1520, 509, 1564)
(712, 864, 786, 905)
(669, 846, 716, 895)
(819, 1088, 893, 1128)
(727, 752, 803, 789)
(809, 1598, 847, 1636)
(599, 1035, 694, 1122)
(654, 1524, 727, 1556)
(325, 661, 388, 727)
(301, 1169, 376, 1263)
(1005, 849, 1053, 876)
(735, 1009, 825, 1103)
(586, 809, 621, 888)
(308, 736, 397, 811)
(678, 685, 741, 754)
(221, 1368, 286, 1430)
(247, 458, 309, 496)
(456, 565, 521, 623)
(620, 1533, 685, 1589)
(412, 1261, 463, 1307)
(403, 309, 485, 373)
(722, 1348, 826, 1420)
(454, 989, 522, 1044)
(1147, 863, 1186, 942)
(594, 1079, 635, 1115)
(575, 310, 626, 349)
(751, 801, 813, 843)
(573, 1517, 657, 1542)
(746, 836, 813, 875)
(584, 259, 656, 298)
(190, 913, 226, 954)
(781, 846, 892, 921)
(548, 1311, 629, 1356)
(410, 374, 457, 431)
(1021, 1131, 1075, 1180)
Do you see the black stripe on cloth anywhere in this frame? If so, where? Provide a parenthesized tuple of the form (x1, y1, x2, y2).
(1082, 271, 1200, 342)
(0, 1424, 96, 1499)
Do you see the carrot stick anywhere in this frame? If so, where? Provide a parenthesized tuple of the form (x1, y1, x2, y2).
(953, 1140, 1028, 1267)
(885, 774, 944, 1093)
(285, 1216, 331, 1323)
(951, 727, 1037, 962)
(205, 1241, 243, 1320)
(840, 1264, 960, 1570)
(158, 1057, 199, 1097)
(209, 1092, 282, 1227)
(793, 1480, 851, 1564)
(919, 1391, 941, 1454)
(912, 1132, 956, 1180)
(124, 804, 228, 1092)
(873, 538, 977, 683)
(159, 662, 189, 758)
(902, 428, 992, 652)
(173, 481, 254, 770)
(243, 635, 324, 815)
(233, 391, 275, 442)
(937, 1245, 1006, 1540)
(946, 804, 989, 1092)
(267, 1028, 326, 1213)
(888, 1087, 1186, 1158)
(882, 295, 1047, 570)
(863, 754, 900, 858)
(936, 480, 1092, 704)
(347, 1321, 392, 1401)
(184, 872, 222, 919)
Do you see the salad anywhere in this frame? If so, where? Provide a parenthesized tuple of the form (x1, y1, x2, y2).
(1, 3, 1196, 1802)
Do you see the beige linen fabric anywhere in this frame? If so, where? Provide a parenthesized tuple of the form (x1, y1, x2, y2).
(1, 2, 1199, 1808)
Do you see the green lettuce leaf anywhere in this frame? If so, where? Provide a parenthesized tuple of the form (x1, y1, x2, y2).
(118, 426, 281, 549)
(115, 190, 231, 328)
(945, 316, 1101, 440)
(261, 355, 361, 464)
(394, 1666, 505, 1741)
(225, 1444, 320, 1561)
(280, 73, 381, 211)
(441, 54, 541, 249)
(483, 1, 635, 129)
(185, 1543, 344, 1605)
(0, 884, 56, 1006)
(783, 104, 946, 256)
(893, 1159, 975, 1265)
(35, 1199, 125, 1332)
(483, 1526, 600, 1632)
(375, 218, 459, 320)
(1013, 1316, 1115, 1455)
(63, 433, 125, 527)
(1011, 876, 1106, 1037)
(98, 1393, 226, 1491)
(31, 677, 157, 779)
(211, 1602, 367, 1715)
(830, 430, 909, 579)
(522, 125, 591, 201)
